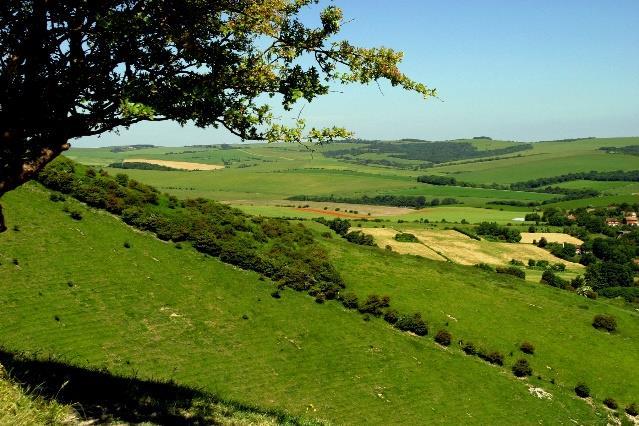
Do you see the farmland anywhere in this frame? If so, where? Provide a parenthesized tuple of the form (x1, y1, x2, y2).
(0, 184, 618, 425)
(2, 137, 639, 424)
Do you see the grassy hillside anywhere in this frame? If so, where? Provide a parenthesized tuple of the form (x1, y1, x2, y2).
(0, 184, 619, 424)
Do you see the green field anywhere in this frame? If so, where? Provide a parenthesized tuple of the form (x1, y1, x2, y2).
(3, 184, 636, 424)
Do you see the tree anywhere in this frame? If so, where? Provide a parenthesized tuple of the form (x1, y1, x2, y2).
(0, 1, 436, 231)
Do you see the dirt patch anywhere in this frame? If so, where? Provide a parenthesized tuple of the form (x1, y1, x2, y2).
(123, 158, 224, 171)
(296, 208, 368, 218)
(520, 232, 583, 245)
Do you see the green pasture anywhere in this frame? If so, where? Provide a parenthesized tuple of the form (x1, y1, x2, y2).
(0, 185, 611, 424)
(318, 231, 639, 408)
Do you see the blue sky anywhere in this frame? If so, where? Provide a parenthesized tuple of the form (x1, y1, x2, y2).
(78, 0, 639, 147)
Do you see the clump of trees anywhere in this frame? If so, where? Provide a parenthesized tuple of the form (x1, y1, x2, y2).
(394, 233, 419, 243)
(476, 222, 521, 242)
(495, 266, 525, 279)
(434, 330, 452, 346)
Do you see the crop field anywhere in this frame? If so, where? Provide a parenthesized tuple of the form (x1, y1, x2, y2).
(358, 227, 583, 274)
(519, 233, 584, 245)
(0, 184, 618, 424)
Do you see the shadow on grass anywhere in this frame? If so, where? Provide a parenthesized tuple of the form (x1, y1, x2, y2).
(0, 348, 312, 425)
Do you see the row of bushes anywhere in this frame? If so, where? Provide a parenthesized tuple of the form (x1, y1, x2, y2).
(289, 194, 459, 208)
(451, 227, 481, 240)
(38, 158, 345, 300)
(476, 222, 521, 243)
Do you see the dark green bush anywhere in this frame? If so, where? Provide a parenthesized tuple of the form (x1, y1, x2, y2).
(574, 382, 590, 398)
(474, 263, 495, 272)
(462, 342, 476, 355)
(592, 314, 617, 332)
(434, 330, 452, 347)
(395, 313, 428, 336)
(512, 359, 532, 377)
(339, 292, 359, 309)
(270, 291, 281, 299)
(478, 349, 504, 366)
(358, 294, 390, 316)
(344, 230, 375, 246)
(626, 403, 638, 417)
(496, 266, 525, 279)
(383, 309, 399, 324)
(603, 397, 618, 410)
(69, 210, 83, 220)
(123, 241, 131, 248)
(394, 232, 419, 243)
(520, 341, 535, 355)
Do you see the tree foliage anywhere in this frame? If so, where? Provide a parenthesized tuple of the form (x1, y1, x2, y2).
(0, 0, 435, 231)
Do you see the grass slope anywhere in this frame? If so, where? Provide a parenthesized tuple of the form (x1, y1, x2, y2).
(0, 184, 608, 424)
(319, 229, 639, 407)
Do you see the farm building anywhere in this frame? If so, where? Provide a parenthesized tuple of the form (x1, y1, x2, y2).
(606, 218, 621, 227)
(625, 212, 638, 226)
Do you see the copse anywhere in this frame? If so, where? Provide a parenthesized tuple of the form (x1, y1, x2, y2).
(0, 0, 435, 231)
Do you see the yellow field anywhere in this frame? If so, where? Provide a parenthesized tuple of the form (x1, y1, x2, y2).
(520, 232, 583, 245)
(123, 158, 224, 170)
(359, 228, 445, 261)
(361, 227, 584, 271)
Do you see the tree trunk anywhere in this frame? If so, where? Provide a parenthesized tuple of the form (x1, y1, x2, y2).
(0, 134, 70, 232)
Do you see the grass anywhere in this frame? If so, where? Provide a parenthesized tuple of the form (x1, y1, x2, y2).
(0, 365, 75, 426)
(0, 184, 611, 424)
(319, 230, 639, 408)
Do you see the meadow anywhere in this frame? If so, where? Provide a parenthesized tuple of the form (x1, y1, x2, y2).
(2, 184, 635, 424)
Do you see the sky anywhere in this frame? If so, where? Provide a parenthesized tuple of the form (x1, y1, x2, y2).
(77, 0, 639, 147)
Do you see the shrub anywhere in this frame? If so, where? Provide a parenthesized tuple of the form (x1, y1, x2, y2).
(270, 291, 281, 299)
(520, 341, 535, 355)
(592, 314, 617, 332)
(339, 292, 359, 309)
(512, 359, 532, 377)
(321, 231, 332, 239)
(123, 241, 131, 248)
(626, 403, 638, 417)
(344, 230, 375, 246)
(395, 313, 428, 336)
(474, 263, 495, 272)
(383, 309, 399, 324)
(462, 342, 477, 355)
(478, 349, 504, 366)
(69, 210, 83, 220)
(434, 330, 452, 347)
(509, 259, 524, 266)
(314, 294, 325, 304)
(603, 397, 618, 410)
(496, 266, 525, 279)
(574, 382, 590, 398)
(358, 294, 390, 316)
(394, 232, 419, 243)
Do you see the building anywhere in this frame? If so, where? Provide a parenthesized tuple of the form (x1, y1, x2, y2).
(625, 212, 638, 226)
(606, 218, 620, 227)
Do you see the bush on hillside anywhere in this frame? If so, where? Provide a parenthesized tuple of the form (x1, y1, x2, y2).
(495, 266, 525, 279)
(434, 330, 452, 347)
(592, 314, 617, 332)
(478, 349, 504, 366)
(383, 309, 399, 324)
(395, 313, 428, 336)
(339, 292, 359, 309)
(394, 232, 419, 243)
(474, 263, 495, 272)
(603, 397, 618, 410)
(462, 342, 477, 355)
(344, 230, 375, 246)
(574, 382, 590, 398)
(520, 341, 535, 355)
(626, 403, 638, 417)
(512, 359, 532, 377)
(358, 294, 390, 316)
